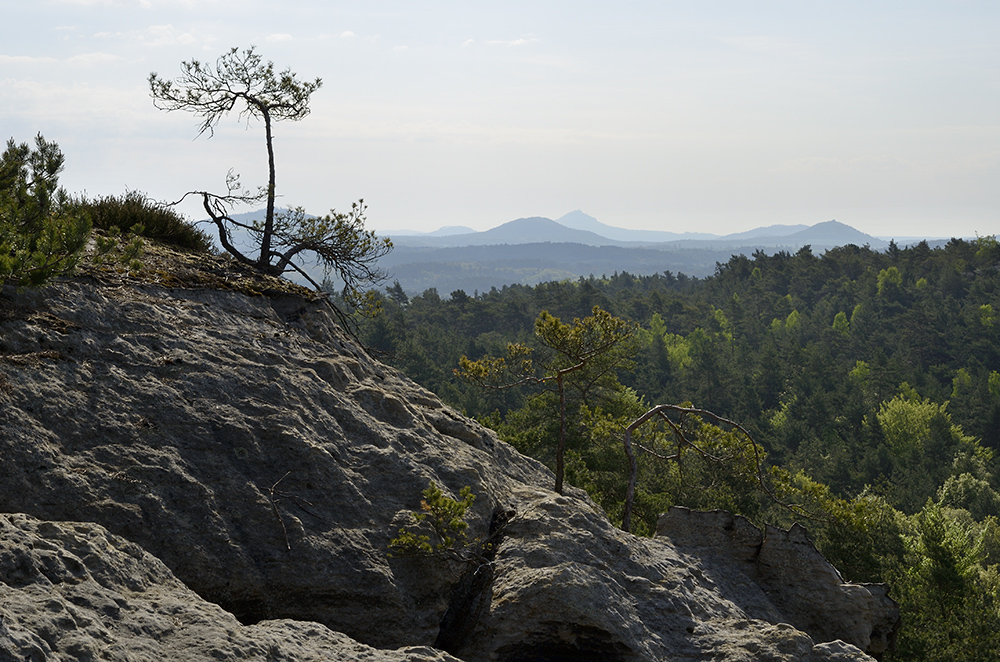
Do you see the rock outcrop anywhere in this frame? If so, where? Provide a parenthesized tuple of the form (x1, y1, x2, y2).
(0, 513, 462, 662)
(0, 252, 898, 661)
(657, 507, 899, 657)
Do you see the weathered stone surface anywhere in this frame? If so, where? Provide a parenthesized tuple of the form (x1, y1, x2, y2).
(0, 513, 462, 662)
(448, 488, 883, 662)
(657, 507, 898, 656)
(0, 279, 550, 648)
(0, 270, 897, 661)
(810, 640, 880, 662)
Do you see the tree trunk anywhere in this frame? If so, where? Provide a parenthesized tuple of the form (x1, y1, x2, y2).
(622, 426, 637, 533)
(555, 373, 566, 494)
(260, 107, 276, 270)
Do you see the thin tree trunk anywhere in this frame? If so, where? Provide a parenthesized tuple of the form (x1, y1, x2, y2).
(555, 373, 566, 494)
(622, 426, 637, 532)
(260, 108, 276, 270)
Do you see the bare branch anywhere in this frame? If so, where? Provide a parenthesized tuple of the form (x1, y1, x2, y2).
(621, 404, 832, 533)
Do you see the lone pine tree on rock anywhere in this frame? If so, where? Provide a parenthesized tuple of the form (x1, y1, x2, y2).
(149, 46, 391, 301)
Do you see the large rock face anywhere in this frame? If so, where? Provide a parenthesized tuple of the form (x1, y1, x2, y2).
(0, 259, 898, 661)
(0, 513, 462, 662)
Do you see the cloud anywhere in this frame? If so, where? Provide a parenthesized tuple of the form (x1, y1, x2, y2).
(0, 55, 59, 65)
(486, 37, 539, 47)
(780, 156, 842, 173)
(0, 77, 151, 129)
(778, 155, 911, 175)
(139, 24, 196, 46)
(67, 52, 124, 65)
(393, 45, 408, 52)
(266, 33, 293, 43)
(0, 52, 121, 67)
(462, 39, 474, 47)
(92, 24, 195, 46)
(53, 0, 119, 5)
(849, 155, 911, 173)
(54, 0, 200, 7)
(340, 31, 355, 38)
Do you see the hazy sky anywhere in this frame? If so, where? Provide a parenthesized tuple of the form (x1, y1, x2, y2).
(3, 1, 998, 238)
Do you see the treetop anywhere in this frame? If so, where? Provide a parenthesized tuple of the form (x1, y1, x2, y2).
(149, 46, 323, 138)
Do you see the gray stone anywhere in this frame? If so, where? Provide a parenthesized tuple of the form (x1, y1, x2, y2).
(0, 513, 462, 662)
(0, 279, 549, 648)
(657, 507, 898, 657)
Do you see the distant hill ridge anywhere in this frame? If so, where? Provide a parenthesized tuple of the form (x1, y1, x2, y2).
(208, 209, 944, 294)
(220, 208, 893, 250)
(387, 212, 888, 251)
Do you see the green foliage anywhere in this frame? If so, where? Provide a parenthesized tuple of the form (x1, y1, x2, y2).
(811, 492, 907, 584)
(388, 482, 477, 560)
(70, 189, 213, 252)
(938, 472, 1000, 521)
(0, 134, 91, 287)
(276, 202, 393, 306)
(889, 502, 1000, 661)
(832, 310, 850, 334)
(877, 265, 903, 297)
(149, 46, 322, 141)
(877, 390, 947, 454)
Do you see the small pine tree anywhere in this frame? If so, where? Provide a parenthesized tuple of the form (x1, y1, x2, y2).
(389, 482, 477, 561)
(0, 134, 91, 287)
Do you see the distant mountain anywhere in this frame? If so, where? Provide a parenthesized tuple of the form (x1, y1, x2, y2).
(427, 225, 476, 236)
(202, 208, 302, 254)
(388, 217, 629, 248)
(555, 210, 717, 242)
(388, 213, 886, 252)
(388, 225, 477, 237)
(651, 219, 887, 251)
(721, 224, 809, 241)
(205, 208, 897, 293)
(379, 242, 732, 294)
(785, 220, 887, 248)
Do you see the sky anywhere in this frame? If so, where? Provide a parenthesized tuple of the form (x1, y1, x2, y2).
(2, 1, 999, 239)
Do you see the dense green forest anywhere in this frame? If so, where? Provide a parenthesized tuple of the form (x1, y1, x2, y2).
(352, 237, 1000, 661)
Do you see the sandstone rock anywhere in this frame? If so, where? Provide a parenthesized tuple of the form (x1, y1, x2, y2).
(0, 513, 462, 662)
(0, 279, 551, 648)
(0, 268, 897, 661)
(657, 507, 898, 657)
(444, 488, 885, 662)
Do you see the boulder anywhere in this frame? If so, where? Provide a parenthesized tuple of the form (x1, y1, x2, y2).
(0, 512, 462, 662)
(657, 507, 899, 657)
(0, 278, 547, 648)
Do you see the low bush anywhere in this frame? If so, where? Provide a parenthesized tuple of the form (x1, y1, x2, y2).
(71, 190, 213, 252)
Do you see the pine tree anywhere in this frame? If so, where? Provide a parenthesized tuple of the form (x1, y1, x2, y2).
(0, 134, 91, 288)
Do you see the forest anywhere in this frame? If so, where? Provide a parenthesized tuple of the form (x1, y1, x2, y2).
(351, 237, 1000, 661)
